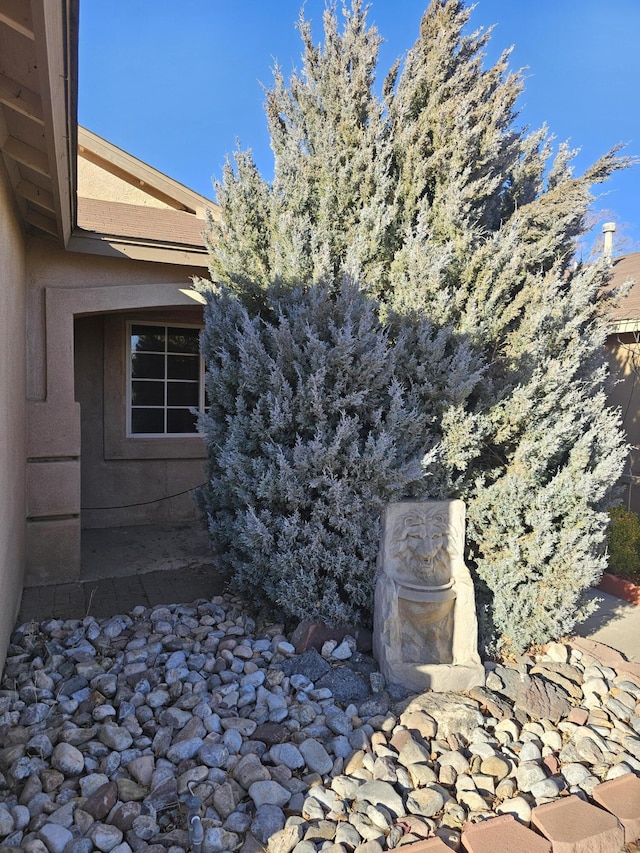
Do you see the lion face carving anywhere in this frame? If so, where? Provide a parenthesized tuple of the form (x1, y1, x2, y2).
(389, 505, 452, 586)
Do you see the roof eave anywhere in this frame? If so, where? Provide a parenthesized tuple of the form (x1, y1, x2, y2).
(31, 0, 78, 247)
(609, 319, 640, 335)
(66, 230, 210, 268)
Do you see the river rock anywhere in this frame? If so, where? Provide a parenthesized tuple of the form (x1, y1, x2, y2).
(88, 822, 123, 852)
(251, 804, 286, 843)
(2, 591, 637, 853)
(299, 739, 333, 775)
(270, 743, 305, 770)
(127, 754, 154, 786)
(83, 781, 118, 820)
(406, 787, 444, 817)
(0, 808, 15, 836)
(37, 823, 73, 853)
(166, 736, 204, 762)
(515, 761, 547, 792)
(355, 781, 405, 818)
(234, 752, 272, 788)
(132, 814, 159, 840)
(249, 780, 291, 808)
(51, 742, 84, 776)
(268, 823, 304, 853)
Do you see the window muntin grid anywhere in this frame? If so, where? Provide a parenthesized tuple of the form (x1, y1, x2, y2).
(128, 323, 205, 436)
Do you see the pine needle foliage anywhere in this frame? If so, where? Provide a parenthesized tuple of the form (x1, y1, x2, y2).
(198, 0, 630, 651)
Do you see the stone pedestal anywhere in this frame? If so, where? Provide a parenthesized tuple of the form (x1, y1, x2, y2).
(373, 500, 485, 693)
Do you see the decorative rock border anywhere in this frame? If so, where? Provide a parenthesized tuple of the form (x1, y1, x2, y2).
(0, 598, 639, 853)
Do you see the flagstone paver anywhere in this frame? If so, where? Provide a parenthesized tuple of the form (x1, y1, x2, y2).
(461, 814, 551, 853)
(593, 775, 640, 844)
(531, 795, 625, 853)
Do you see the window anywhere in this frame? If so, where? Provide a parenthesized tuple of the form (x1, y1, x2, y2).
(128, 323, 206, 436)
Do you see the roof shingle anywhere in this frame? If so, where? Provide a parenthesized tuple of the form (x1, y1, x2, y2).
(77, 197, 207, 248)
(608, 253, 640, 322)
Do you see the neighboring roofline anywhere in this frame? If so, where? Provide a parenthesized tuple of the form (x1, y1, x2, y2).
(78, 126, 218, 219)
(609, 319, 640, 335)
(607, 251, 640, 334)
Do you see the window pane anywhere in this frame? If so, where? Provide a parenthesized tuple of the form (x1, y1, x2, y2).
(128, 323, 204, 437)
(132, 353, 165, 379)
(132, 380, 165, 406)
(167, 409, 198, 433)
(167, 354, 199, 381)
(167, 381, 199, 406)
(167, 327, 199, 354)
(131, 325, 166, 353)
(131, 408, 164, 434)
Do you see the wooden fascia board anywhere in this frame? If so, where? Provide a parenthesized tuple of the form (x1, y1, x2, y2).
(30, 0, 77, 247)
(77, 126, 216, 217)
(610, 319, 640, 335)
(67, 230, 210, 267)
(0, 72, 44, 124)
(0, 0, 35, 40)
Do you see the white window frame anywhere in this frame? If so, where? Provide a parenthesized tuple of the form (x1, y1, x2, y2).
(127, 321, 206, 438)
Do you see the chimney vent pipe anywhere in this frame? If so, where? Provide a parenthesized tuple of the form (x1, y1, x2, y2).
(603, 221, 616, 258)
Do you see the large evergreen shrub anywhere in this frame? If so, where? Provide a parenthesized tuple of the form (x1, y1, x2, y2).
(198, 280, 481, 624)
(198, 0, 629, 651)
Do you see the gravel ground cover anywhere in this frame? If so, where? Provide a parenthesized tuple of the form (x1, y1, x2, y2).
(0, 594, 639, 853)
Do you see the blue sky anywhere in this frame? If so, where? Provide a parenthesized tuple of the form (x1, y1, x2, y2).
(79, 1, 640, 256)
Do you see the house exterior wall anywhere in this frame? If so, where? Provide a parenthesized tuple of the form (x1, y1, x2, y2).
(25, 238, 208, 585)
(75, 309, 206, 531)
(605, 332, 640, 512)
(0, 163, 27, 670)
(77, 158, 175, 210)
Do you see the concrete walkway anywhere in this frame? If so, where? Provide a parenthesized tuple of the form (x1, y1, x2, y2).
(80, 523, 214, 580)
(17, 522, 229, 624)
(573, 587, 640, 663)
(16, 563, 230, 624)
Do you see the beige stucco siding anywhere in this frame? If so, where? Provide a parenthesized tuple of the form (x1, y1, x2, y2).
(0, 164, 27, 670)
(25, 238, 205, 401)
(25, 240, 209, 584)
(78, 157, 175, 209)
(75, 311, 206, 531)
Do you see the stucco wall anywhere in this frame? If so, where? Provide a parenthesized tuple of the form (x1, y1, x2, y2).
(77, 158, 175, 209)
(26, 239, 206, 400)
(25, 239, 209, 584)
(0, 164, 27, 670)
(606, 333, 640, 512)
(75, 310, 206, 531)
